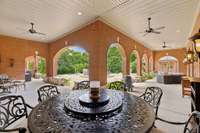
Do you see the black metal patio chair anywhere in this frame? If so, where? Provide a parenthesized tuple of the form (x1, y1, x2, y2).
(0, 80, 15, 93)
(37, 85, 60, 102)
(183, 111, 200, 133)
(13, 80, 26, 92)
(76, 80, 90, 90)
(108, 81, 126, 91)
(140, 87, 163, 118)
(0, 95, 33, 133)
(158, 110, 200, 132)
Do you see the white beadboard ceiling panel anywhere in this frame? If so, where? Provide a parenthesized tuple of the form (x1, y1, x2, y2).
(0, 0, 199, 50)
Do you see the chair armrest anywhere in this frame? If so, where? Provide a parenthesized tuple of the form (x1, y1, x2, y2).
(26, 103, 34, 109)
(0, 127, 26, 133)
(139, 93, 145, 97)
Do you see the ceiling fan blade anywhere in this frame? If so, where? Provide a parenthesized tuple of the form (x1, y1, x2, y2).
(35, 32, 46, 35)
(154, 26, 165, 30)
(19, 31, 30, 35)
(16, 27, 27, 31)
(139, 31, 146, 33)
(152, 31, 161, 34)
(143, 32, 148, 36)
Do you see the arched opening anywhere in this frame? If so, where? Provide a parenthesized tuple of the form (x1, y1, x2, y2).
(25, 56, 46, 78)
(158, 55, 179, 73)
(142, 54, 148, 74)
(107, 43, 126, 82)
(130, 50, 140, 77)
(53, 46, 89, 87)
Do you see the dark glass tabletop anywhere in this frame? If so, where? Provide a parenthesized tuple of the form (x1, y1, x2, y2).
(28, 89, 155, 133)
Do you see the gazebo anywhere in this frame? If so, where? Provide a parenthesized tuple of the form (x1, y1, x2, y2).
(158, 55, 179, 73)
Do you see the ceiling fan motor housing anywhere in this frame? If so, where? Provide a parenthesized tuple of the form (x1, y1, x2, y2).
(29, 29, 36, 34)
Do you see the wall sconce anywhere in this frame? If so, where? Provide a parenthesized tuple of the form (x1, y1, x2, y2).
(9, 58, 14, 67)
(183, 58, 188, 64)
(184, 49, 198, 64)
(189, 29, 200, 58)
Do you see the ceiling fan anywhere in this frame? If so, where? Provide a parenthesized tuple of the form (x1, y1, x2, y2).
(141, 17, 165, 36)
(27, 22, 46, 35)
(162, 42, 168, 48)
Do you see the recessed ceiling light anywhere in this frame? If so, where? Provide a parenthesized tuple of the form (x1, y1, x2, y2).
(176, 30, 180, 33)
(77, 12, 82, 16)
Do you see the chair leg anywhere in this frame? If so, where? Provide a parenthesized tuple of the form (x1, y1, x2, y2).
(19, 128, 26, 133)
(24, 83, 26, 91)
(15, 86, 17, 93)
(153, 123, 157, 128)
(8, 86, 11, 93)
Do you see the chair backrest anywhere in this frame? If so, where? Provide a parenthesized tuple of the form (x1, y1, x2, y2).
(37, 85, 60, 102)
(76, 81, 90, 90)
(108, 81, 126, 91)
(184, 111, 200, 133)
(140, 87, 163, 116)
(0, 95, 28, 129)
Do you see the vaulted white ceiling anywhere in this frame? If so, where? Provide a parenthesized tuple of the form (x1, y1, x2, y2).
(0, 0, 199, 50)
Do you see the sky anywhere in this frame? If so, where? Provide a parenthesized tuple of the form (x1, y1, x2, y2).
(68, 46, 86, 53)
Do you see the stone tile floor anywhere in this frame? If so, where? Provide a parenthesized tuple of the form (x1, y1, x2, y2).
(0, 78, 190, 133)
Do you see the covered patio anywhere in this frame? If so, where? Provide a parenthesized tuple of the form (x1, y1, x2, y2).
(0, 0, 200, 133)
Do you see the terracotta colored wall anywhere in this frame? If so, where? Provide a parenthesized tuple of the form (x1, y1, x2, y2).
(154, 48, 187, 74)
(49, 20, 152, 85)
(0, 35, 48, 79)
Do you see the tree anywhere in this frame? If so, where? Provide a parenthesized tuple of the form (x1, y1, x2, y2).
(28, 61, 34, 71)
(57, 49, 89, 74)
(130, 53, 137, 73)
(38, 58, 46, 75)
(107, 47, 122, 73)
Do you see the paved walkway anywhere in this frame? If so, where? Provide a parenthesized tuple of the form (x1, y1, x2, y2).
(1, 79, 190, 133)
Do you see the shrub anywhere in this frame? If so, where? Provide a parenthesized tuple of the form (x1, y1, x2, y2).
(140, 72, 155, 82)
(131, 61, 136, 73)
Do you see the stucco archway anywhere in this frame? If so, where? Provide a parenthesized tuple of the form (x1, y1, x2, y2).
(53, 45, 89, 76)
(53, 46, 89, 82)
(25, 55, 47, 77)
(130, 50, 140, 76)
(106, 43, 126, 82)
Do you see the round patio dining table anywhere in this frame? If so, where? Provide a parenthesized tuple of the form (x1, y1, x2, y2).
(28, 89, 155, 133)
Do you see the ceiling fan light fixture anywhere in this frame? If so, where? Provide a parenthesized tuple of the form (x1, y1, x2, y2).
(77, 11, 83, 16)
(176, 29, 180, 33)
